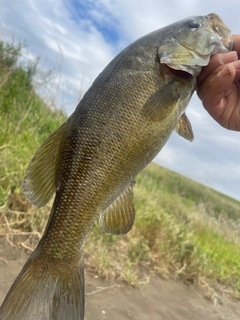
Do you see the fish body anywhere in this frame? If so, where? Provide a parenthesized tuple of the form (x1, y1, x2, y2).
(0, 13, 232, 320)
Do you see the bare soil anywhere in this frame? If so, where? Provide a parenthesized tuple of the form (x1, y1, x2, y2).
(0, 238, 240, 320)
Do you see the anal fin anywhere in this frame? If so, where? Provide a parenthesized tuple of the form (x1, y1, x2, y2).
(99, 182, 136, 235)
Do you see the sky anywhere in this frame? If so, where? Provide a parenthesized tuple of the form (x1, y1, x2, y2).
(0, 0, 239, 201)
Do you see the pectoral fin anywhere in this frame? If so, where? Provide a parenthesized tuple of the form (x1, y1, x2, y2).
(141, 82, 179, 121)
(22, 122, 68, 207)
(175, 113, 194, 142)
(99, 182, 135, 235)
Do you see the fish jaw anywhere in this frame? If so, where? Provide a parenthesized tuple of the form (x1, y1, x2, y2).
(159, 13, 232, 77)
(207, 13, 233, 54)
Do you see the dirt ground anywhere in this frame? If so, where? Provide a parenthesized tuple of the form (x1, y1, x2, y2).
(0, 238, 240, 320)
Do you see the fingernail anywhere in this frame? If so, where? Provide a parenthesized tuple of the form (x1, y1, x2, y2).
(218, 51, 238, 65)
(233, 60, 240, 71)
(218, 64, 233, 77)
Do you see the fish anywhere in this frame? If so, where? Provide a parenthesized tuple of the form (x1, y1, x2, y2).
(0, 13, 232, 320)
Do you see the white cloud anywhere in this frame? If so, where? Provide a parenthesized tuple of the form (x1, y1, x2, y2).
(0, 0, 115, 110)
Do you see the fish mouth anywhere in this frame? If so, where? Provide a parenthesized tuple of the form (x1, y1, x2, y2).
(207, 13, 233, 51)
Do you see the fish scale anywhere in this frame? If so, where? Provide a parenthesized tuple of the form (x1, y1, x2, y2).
(0, 13, 232, 320)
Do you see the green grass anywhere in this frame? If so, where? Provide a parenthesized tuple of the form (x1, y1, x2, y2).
(1, 37, 240, 300)
(83, 164, 240, 296)
(0, 39, 66, 206)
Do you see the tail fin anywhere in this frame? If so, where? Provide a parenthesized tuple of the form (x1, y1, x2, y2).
(0, 255, 85, 320)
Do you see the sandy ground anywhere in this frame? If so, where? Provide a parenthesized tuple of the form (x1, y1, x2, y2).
(0, 238, 240, 320)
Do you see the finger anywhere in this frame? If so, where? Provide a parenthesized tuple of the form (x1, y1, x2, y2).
(197, 60, 240, 101)
(234, 59, 240, 81)
(198, 51, 238, 84)
(215, 82, 240, 130)
(197, 63, 236, 103)
(232, 34, 240, 55)
(198, 35, 240, 83)
(202, 64, 236, 108)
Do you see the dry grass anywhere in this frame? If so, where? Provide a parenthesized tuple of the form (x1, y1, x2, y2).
(0, 191, 51, 251)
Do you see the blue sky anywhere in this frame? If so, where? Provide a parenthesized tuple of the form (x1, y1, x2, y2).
(68, 0, 120, 43)
(0, 0, 239, 200)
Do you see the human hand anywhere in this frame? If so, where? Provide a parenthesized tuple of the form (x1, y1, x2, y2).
(197, 35, 240, 131)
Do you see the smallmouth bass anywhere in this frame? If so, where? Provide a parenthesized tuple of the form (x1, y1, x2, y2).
(0, 13, 232, 320)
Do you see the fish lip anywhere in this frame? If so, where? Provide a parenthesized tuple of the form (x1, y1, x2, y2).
(207, 13, 233, 51)
(222, 34, 233, 51)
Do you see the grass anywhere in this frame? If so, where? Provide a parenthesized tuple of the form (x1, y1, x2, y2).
(0, 38, 66, 206)
(82, 164, 240, 301)
(1, 37, 240, 301)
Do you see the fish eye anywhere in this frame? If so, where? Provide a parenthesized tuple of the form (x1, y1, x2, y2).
(187, 20, 200, 29)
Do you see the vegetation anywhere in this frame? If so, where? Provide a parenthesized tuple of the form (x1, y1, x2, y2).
(1, 38, 240, 302)
(0, 39, 66, 206)
(85, 165, 240, 301)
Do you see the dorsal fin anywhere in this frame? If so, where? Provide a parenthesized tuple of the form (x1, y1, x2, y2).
(99, 182, 135, 235)
(22, 122, 68, 207)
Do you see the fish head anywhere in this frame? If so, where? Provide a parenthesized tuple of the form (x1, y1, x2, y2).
(159, 13, 233, 77)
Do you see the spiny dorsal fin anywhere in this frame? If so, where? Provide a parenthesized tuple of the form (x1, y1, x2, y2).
(141, 82, 179, 121)
(99, 182, 136, 235)
(175, 113, 194, 142)
(22, 122, 68, 207)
